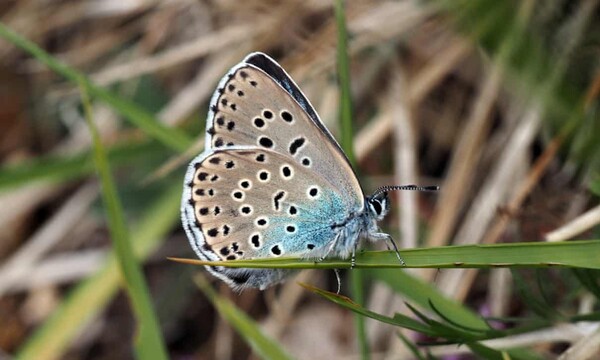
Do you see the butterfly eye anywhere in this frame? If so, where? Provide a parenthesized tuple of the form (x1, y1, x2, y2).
(370, 200, 382, 215)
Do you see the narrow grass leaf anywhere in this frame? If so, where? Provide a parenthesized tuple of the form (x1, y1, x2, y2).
(572, 269, 600, 300)
(367, 268, 489, 331)
(81, 84, 168, 359)
(169, 240, 600, 269)
(195, 276, 293, 360)
(17, 182, 182, 359)
(512, 270, 557, 320)
(467, 342, 523, 360)
(300, 283, 435, 336)
(395, 331, 429, 360)
(334, 0, 366, 357)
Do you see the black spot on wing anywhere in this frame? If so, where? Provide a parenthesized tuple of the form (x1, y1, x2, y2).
(229, 271, 250, 285)
(245, 53, 352, 164)
(289, 137, 305, 155)
(271, 245, 281, 256)
(273, 191, 285, 210)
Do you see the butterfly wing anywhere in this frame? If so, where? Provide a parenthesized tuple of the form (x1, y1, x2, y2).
(203, 52, 364, 210)
(183, 147, 349, 258)
(181, 53, 365, 289)
(182, 147, 351, 289)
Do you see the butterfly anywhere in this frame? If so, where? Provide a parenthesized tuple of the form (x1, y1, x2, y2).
(181, 52, 437, 290)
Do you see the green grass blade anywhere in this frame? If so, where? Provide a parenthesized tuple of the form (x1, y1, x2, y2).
(395, 331, 429, 360)
(572, 269, 600, 300)
(0, 22, 192, 152)
(81, 84, 168, 359)
(300, 283, 435, 336)
(334, 0, 366, 357)
(366, 269, 489, 330)
(335, 0, 355, 165)
(512, 270, 558, 320)
(466, 342, 529, 360)
(195, 276, 293, 360)
(0, 140, 160, 192)
(170, 240, 600, 269)
(349, 265, 368, 359)
(17, 182, 181, 359)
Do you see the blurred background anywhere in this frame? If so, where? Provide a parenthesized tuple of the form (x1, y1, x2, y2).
(0, 0, 599, 359)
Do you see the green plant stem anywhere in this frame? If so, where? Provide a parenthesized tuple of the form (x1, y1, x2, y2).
(335, 0, 356, 165)
(335, 0, 368, 358)
(80, 83, 168, 360)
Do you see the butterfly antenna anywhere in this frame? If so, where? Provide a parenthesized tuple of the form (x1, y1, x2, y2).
(372, 184, 439, 197)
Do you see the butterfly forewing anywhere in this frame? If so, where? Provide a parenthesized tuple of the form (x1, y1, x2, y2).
(181, 52, 374, 289)
(204, 53, 363, 210)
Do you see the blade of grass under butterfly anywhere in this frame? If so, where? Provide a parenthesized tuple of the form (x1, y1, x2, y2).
(195, 276, 293, 360)
(169, 239, 600, 269)
(0, 22, 191, 152)
(80, 83, 168, 359)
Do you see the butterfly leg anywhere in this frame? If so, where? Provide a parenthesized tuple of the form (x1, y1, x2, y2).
(370, 232, 406, 266)
(350, 239, 362, 269)
(318, 232, 342, 263)
(333, 268, 341, 294)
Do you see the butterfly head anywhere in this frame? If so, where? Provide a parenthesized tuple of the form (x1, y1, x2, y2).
(366, 191, 390, 221)
(367, 185, 440, 222)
